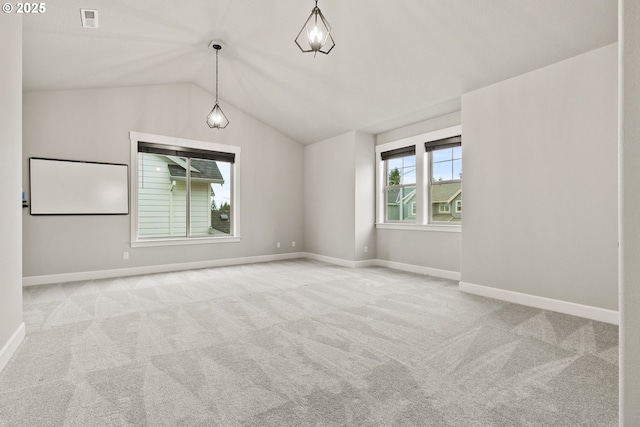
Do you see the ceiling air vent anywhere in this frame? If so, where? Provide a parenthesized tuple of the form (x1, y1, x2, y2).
(80, 9, 99, 29)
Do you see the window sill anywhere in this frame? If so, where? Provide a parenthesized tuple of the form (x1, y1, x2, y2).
(375, 223, 461, 233)
(131, 236, 241, 248)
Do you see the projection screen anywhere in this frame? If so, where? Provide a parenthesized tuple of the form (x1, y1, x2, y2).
(29, 157, 129, 215)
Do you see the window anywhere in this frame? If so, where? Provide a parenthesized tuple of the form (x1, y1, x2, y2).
(130, 132, 240, 247)
(427, 136, 462, 223)
(376, 125, 462, 230)
(382, 146, 416, 222)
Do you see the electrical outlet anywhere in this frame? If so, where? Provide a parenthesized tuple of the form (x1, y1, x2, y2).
(364, 246, 368, 253)
(123, 252, 129, 260)
(276, 242, 281, 248)
(292, 241, 296, 247)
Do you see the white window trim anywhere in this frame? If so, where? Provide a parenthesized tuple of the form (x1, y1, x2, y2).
(375, 125, 462, 231)
(411, 201, 416, 216)
(439, 203, 451, 213)
(455, 200, 462, 213)
(129, 131, 241, 247)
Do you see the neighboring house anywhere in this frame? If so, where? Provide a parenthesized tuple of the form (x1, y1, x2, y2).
(386, 188, 417, 221)
(431, 181, 461, 222)
(386, 183, 461, 222)
(138, 154, 225, 237)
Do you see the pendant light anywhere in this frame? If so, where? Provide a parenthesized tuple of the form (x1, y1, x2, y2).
(206, 43, 229, 129)
(295, 0, 335, 56)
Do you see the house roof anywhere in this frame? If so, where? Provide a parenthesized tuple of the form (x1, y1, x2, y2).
(402, 189, 417, 204)
(386, 188, 416, 205)
(387, 188, 401, 205)
(168, 159, 224, 183)
(387, 185, 457, 205)
(431, 182, 462, 203)
(22, 1, 617, 145)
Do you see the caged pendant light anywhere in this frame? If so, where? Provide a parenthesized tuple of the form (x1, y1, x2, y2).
(206, 43, 229, 129)
(295, 0, 335, 56)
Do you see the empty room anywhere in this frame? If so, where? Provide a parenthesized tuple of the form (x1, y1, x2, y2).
(1, 1, 639, 426)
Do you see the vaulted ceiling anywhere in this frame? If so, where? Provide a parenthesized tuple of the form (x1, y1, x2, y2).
(22, 0, 617, 144)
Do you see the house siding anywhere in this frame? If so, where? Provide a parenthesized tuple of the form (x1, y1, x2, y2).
(137, 153, 211, 238)
(452, 193, 462, 220)
(430, 181, 462, 222)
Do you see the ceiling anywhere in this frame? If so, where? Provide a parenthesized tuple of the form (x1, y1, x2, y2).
(22, 0, 617, 145)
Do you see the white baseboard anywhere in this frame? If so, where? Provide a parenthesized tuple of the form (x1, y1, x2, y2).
(20, 252, 619, 325)
(459, 281, 619, 325)
(303, 253, 460, 281)
(0, 322, 25, 374)
(354, 259, 378, 268)
(23, 250, 458, 288)
(303, 252, 377, 268)
(23, 252, 306, 287)
(375, 259, 461, 281)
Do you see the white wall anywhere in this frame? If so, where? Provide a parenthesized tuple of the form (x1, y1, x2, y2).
(22, 83, 304, 278)
(375, 112, 462, 273)
(304, 132, 355, 261)
(620, 0, 640, 423)
(354, 131, 376, 261)
(376, 111, 461, 146)
(0, 14, 24, 370)
(304, 130, 376, 262)
(461, 44, 618, 310)
(376, 229, 461, 273)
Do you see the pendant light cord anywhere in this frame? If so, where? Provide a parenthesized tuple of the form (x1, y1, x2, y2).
(215, 49, 219, 104)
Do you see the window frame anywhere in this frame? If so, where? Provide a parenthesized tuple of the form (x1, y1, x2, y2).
(455, 200, 462, 213)
(129, 131, 241, 247)
(375, 125, 461, 233)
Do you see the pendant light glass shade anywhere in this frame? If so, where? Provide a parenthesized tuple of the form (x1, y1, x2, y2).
(295, 0, 335, 56)
(206, 103, 229, 129)
(206, 43, 229, 129)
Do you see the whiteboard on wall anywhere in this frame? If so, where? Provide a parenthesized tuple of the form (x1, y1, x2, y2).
(29, 158, 129, 215)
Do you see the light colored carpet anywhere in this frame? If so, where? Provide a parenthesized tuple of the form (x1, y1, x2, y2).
(0, 259, 618, 426)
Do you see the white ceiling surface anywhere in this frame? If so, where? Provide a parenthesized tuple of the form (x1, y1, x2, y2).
(22, 1, 617, 145)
